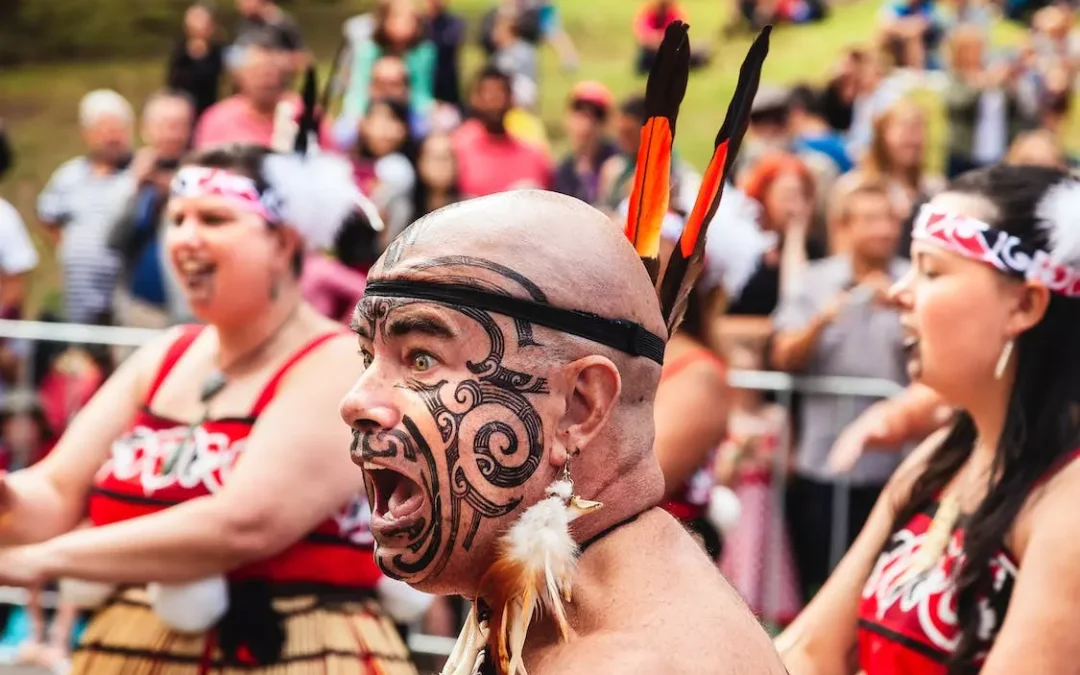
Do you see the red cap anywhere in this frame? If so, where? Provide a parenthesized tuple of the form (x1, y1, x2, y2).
(569, 80, 614, 112)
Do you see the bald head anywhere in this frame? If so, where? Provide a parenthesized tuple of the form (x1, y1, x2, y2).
(374, 190, 666, 340)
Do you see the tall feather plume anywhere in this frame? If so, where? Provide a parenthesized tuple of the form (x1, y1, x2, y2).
(658, 27, 771, 333)
(625, 21, 691, 285)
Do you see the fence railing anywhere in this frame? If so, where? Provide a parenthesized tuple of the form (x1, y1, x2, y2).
(0, 319, 905, 657)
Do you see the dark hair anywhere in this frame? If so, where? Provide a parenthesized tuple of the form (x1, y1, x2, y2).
(473, 64, 513, 96)
(361, 97, 418, 164)
(677, 286, 713, 341)
(891, 164, 1080, 673)
(571, 99, 609, 123)
(620, 95, 647, 122)
(412, 134, 461, 219)
(788, 84, 824, 117)
(181, 143, 304, 276)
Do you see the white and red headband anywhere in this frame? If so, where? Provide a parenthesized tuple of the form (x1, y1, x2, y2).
(169, 152, 384, 251)
(171, 167, 284, 224)
(912, 201, 1080, 298)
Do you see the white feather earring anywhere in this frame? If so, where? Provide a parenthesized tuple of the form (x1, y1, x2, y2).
(441, 458, 602, 675)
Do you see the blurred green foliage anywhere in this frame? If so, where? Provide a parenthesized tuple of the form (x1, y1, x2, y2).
(0, 0, 364, 65)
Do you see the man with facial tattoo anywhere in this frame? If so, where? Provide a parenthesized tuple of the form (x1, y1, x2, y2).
(340, 196, 786, 674)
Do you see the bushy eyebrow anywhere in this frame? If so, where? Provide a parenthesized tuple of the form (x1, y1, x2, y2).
(349, 306, 458, 342)
(386, 313, 457, 339)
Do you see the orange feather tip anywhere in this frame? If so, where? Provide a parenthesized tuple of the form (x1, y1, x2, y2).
(680, 141, 729, 258)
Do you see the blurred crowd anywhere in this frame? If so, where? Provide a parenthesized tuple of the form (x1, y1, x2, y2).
(0, 0, 1077, 669)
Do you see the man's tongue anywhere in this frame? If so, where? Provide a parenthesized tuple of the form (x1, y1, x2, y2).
(386, 477, 421, 520)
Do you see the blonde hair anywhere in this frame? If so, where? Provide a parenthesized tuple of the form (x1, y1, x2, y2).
(862, 98, 926, 190)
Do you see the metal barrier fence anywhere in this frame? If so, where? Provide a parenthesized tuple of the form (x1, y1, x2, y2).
(0, 320, 904, 657)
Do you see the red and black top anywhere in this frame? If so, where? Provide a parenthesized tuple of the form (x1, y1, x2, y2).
(89, 324, 382, 592)
(857, 448, 1080, 674)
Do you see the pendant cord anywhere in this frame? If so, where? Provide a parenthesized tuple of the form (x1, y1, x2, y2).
(201, 300, 304, 407)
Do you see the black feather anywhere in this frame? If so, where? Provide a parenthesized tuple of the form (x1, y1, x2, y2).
(644, 21, 691, 131)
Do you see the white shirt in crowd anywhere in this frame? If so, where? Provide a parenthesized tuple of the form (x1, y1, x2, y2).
(37, 156, 132, 324)
(0, 198, 39, 282)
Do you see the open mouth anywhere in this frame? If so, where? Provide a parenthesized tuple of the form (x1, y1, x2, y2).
(176, 258, 217, 301)
(364, 464, 426, 538)
(902, 324, 922, 379)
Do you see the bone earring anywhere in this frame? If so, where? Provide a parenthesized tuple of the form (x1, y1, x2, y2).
(994, 339, 1014, 380)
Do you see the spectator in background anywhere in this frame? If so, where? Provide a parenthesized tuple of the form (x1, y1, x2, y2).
(352, 98, 417, 240)
(845, 48, 911, 161)
(37, 90, 135, 325)
(634, 0, 689, 74)
(878, 0, 947, 70)
(426, 0, 466, 108)
(300, 213, 378, 324)
(788, 84, 854, 174)
(944, 25, 1036, 178)
(820, 47, 865, 134)
(480, 0, 580, 72)
(108, 91, 195, 329)
(412, 131, 460, 218)
(167, 3, 224, 121)
(343, 0, 436, 126)
(491, 9, 540, 111)
(1005, 128, 1069, 168)
(193, 31, 292, 149)
(831, 98, 943, 253)
(600, 94, 703, 216)
(234, 0, 306, 77)
(553, 81, 619, 206)
(452, 67, 551, 197)
(728, 153, 823, 318)
(771, 181, 910, 602)
(0, 198, 37, 322)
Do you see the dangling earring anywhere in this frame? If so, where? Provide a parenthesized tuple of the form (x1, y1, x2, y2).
(994, 339, 1014, 380)
(443, 452, 601, 675)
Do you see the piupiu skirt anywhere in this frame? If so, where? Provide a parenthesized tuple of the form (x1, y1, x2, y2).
(71, 585, 418, 675)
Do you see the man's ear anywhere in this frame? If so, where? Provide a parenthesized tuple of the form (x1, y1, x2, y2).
(554, 356, 622, 466)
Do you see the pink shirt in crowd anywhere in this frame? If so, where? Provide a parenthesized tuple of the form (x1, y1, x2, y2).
(300, 253, 368, 325)
(193, 95, 299, 149)
(452, 120, 552, 198)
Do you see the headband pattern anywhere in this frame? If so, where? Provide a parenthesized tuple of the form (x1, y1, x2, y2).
(912, 206, 1080, 297)
(170, 167, 285, 224)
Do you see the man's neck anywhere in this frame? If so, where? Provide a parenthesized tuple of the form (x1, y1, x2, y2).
(245, 95, 279, 119)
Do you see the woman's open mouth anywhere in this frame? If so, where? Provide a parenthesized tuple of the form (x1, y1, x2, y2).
(902, 329, 922, 379)
(176, 257, 217, 302)
(364, 464, 426, 540)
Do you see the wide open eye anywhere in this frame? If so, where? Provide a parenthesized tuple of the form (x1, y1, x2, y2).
(410, 351, 437, 373)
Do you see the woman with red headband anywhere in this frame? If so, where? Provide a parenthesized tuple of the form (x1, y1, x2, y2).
(0, 142, 420, 674)
(778, 164, 1080, 674)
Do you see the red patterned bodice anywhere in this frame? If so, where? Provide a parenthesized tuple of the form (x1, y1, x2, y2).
(89, 325, 382, 590)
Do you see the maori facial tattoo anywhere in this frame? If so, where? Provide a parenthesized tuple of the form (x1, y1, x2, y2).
(348, 246, 664, 586)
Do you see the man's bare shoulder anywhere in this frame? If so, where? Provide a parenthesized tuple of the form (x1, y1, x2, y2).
(536, 629, 787, 675)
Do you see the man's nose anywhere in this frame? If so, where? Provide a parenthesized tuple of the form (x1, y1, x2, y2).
(339, 373, 402, 436)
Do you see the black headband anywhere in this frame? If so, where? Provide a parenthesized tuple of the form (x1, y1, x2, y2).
(364, 279, 666, 365)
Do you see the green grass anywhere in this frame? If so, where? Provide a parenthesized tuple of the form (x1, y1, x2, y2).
(0, 0, 1056, 313)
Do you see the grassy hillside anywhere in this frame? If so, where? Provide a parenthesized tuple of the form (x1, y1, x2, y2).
(0, 0, 1050, 312)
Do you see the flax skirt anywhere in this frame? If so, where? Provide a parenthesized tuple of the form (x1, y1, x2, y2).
(70, 587, 418, 675)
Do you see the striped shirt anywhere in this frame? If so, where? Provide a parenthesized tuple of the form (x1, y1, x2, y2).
(37, 157, 134, 324)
